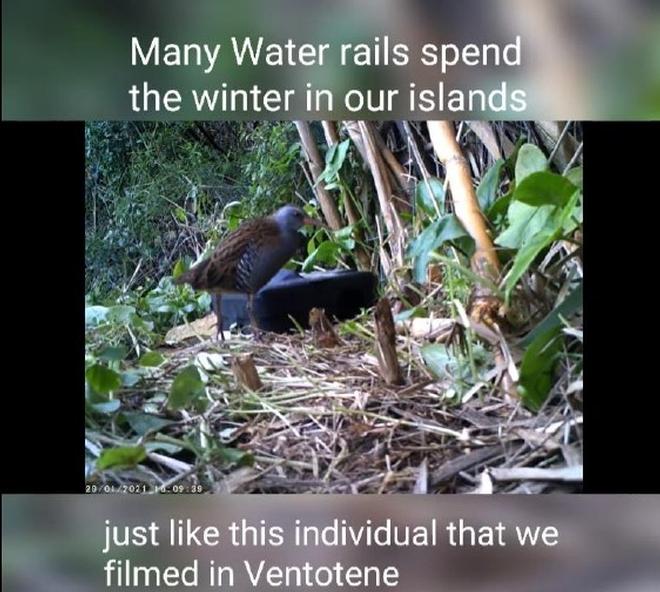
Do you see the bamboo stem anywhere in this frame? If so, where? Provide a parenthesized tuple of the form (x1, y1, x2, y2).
(231, 354, 263, 392)
(427, 121, 501, 282)
(359, 121, 405, 268)
(309, 307, 342, 348)
(374, 298, 403, 385)
(294, 121, 343, 230)
(321, 121, 340, 146)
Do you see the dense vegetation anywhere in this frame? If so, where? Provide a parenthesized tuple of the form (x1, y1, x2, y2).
(86, 122, 306, 298)
(85, 121, 583, 493)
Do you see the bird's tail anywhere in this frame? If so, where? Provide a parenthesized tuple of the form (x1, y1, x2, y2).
(172, 258, 210, 289)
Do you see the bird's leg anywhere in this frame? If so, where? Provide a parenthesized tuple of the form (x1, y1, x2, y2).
(247, 293, 263, 341)
(212, 293, 225, 341)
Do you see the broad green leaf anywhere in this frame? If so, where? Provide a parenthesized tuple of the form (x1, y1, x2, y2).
(504, 227, 556, 301)
(503, 190, 580, 301)
(421, 344, 456, 379)
(122, 412, 173, 436)
(86, 364, 122, 394)
(415, 177, 445, 216)
(85, 306, 109, 327)
(408, 215, 467, 283)
(333, 226, 355, 251)
(139, 351, 166, 367)
(495, 202, 555, 249)
(518, 327, 563, 411)
(409, 221, 444, 280)
(167, 366, 205, 410)
(97, 445, 147, 470)
(515, 172, 579, 207)
(121, 371, 142, 387)
(515, 143, 547, 183)
(520, 283, 583, 347)
(97, 345, 129, 362)
(91, 400, 121, 414)
(477, 159, 504, 211)
(302, 241, 340, 271)
(106, 305, 136, 324)
(319, 139, 350, 184)
(331, 139, 350, 169)
(334, 225, 354, 240)
(565, 166, 583, 190)
(486, 188, 513, 223)
(198, 292, 212, 309)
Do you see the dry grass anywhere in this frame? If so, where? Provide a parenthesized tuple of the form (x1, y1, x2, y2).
(88, 308, 582, 494)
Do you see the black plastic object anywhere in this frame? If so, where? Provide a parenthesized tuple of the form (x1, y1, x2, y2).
(217, 269, 378, 333)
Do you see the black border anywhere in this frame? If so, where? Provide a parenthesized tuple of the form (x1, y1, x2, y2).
(2, 121, 85, 493)
(582, 122, 658, 493)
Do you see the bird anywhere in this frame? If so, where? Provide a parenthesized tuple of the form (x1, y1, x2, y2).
(173, 204, 323, 340)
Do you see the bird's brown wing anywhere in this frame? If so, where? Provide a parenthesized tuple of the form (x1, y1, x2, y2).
(173, 217, 282, 292)
(194, 217, 281, 292)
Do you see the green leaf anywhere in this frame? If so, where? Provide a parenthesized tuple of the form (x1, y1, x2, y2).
(515, 143, 547, 183)
(486, 188, 513, 223)
(91, 400, 121, 414)
(332, 139, 350, 169)
(172, 258, 186, 279)
(198, 292, 211, 309)
(97, 345, 129, 362)
(97, 445, 147, 470)
(121, 371, 142, 387)
(495, 202, 555, 249)
(504, 227, 556, 301)
(421, 344, 456, 379)
(503, 190, 580, 301)
(415, 177, 445, 216)
(106, 305, 136, 324)
(565, 166, 583, 190)
(319, 139, 350, 184)
(518, 328, 563, 411)
(139, 351, 166, 367)
(122, 412, 173, 436)
(167, 366, 205, 410)
(515, 172, 579, 207)
(85, 306, 109, 327)
(86, 364, 122, 394)
(477, 159, 504, 211)
(302, 241, 341, 271)
(333, 226, 355, 251)
(334, 225, 354, 240)
(520, 283, 583, 348)
(408, 215, 467, 283)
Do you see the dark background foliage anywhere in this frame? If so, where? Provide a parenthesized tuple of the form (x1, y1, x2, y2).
(85, 121, 306, 299)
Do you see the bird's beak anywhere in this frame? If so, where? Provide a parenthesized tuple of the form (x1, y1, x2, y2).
(303, 216, 326, 229)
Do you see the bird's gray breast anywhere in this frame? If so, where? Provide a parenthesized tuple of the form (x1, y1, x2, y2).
(236, 230, 303, 293)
